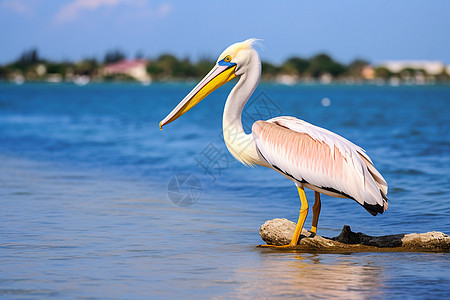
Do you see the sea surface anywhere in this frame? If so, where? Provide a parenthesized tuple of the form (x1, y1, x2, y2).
(0, 82, 449, 299)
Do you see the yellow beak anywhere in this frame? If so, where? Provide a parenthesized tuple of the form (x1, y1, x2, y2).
(159, 63, 236, 129)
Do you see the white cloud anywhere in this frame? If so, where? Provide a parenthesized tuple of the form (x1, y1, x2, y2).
(1, 0, 32, 16)
(53, 0, 172, 24)
(54, 0, 123, 24)
(156, 3, 171, 18)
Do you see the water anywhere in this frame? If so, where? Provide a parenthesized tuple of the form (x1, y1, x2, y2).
(0, 82, 449, 299)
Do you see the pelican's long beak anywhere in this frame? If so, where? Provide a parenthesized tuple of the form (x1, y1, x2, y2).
(159, 62, 236, 129)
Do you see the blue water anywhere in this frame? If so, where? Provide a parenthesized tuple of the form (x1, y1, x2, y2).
(0, 82, 449, 298)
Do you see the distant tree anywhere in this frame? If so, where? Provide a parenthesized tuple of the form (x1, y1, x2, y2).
(175, 58, 195, 77)
(436, 66, 449, 82)
(146, 54, 215, 80)
(75, 58, 99, 75)
(374, 67, 393, 79)
(149, 54, 194, 78)
(46, 63, 66, 75)
(146, 62, 164, 78)
(400, 67, 419, 78)
(8, 48, 43, 72)
(157, 54, 179, 77)
(261, 61, 281, 78)
(0, 65, 6, 79)
(308, 53, 346, 77)
(104, 50, 126, 64)
(281, 57, 309, 75)
(193, 58, 214, 77)
(347, 59, 370, 77)
(18, 48, 41, 64)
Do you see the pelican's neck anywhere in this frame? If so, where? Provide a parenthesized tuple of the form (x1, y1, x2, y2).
(223, 50, 261, 166)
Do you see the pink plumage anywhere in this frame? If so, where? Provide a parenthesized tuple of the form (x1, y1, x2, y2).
(253, 116, 388, 216)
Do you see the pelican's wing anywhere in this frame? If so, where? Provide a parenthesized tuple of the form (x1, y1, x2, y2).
(252, 116, 388, 215)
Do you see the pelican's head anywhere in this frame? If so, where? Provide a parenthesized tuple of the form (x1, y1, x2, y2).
(159, 38, 261, 129)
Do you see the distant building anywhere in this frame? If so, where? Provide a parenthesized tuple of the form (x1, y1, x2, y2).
(361, 65, 375, 80)
(47, 74, 62, 83)
(102, 59, 151, 82)
(378, 61, 445, 75)
(275, 74, 298, 85)
(36, 64, 46, 76)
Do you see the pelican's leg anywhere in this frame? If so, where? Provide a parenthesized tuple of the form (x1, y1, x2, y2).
(311, 192, 321, 235)
(259, 186, 309, 248)
(286, 186, 309, 246)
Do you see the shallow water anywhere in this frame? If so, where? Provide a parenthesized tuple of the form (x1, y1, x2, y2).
(0, 82, 449, 298)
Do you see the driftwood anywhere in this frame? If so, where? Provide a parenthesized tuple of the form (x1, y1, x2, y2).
(258, 218, 450, 253)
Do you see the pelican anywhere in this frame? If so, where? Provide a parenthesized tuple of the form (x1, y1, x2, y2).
(160, 39, 388, 247)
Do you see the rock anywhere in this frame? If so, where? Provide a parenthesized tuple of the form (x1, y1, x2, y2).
(401, 231, 450, 251)
(259, 218, 450, 253)
(260, 218, 297, 246)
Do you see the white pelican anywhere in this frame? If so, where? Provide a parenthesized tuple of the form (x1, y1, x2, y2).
(160, 39, 388, 247)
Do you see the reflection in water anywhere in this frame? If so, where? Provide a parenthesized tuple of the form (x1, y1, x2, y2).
(225, 252, 384, 299)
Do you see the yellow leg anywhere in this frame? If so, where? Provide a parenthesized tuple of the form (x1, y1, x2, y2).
(286, 186, 309, 246)
(259, 186, 309, 248)
(311, 192, 321, 234)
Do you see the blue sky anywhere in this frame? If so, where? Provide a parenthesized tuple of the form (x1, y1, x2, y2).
(1, 0, 449, 65)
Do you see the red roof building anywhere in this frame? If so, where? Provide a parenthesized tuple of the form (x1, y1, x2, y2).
(103, 59, 151, 82)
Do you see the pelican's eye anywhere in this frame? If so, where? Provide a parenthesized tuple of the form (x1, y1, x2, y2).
(224, 55, 232, 62)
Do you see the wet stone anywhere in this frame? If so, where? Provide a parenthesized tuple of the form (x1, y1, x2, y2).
(259, 218, 450, 253)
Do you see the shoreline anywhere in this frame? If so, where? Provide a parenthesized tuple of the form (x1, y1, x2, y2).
(2, 79, 450, 87)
